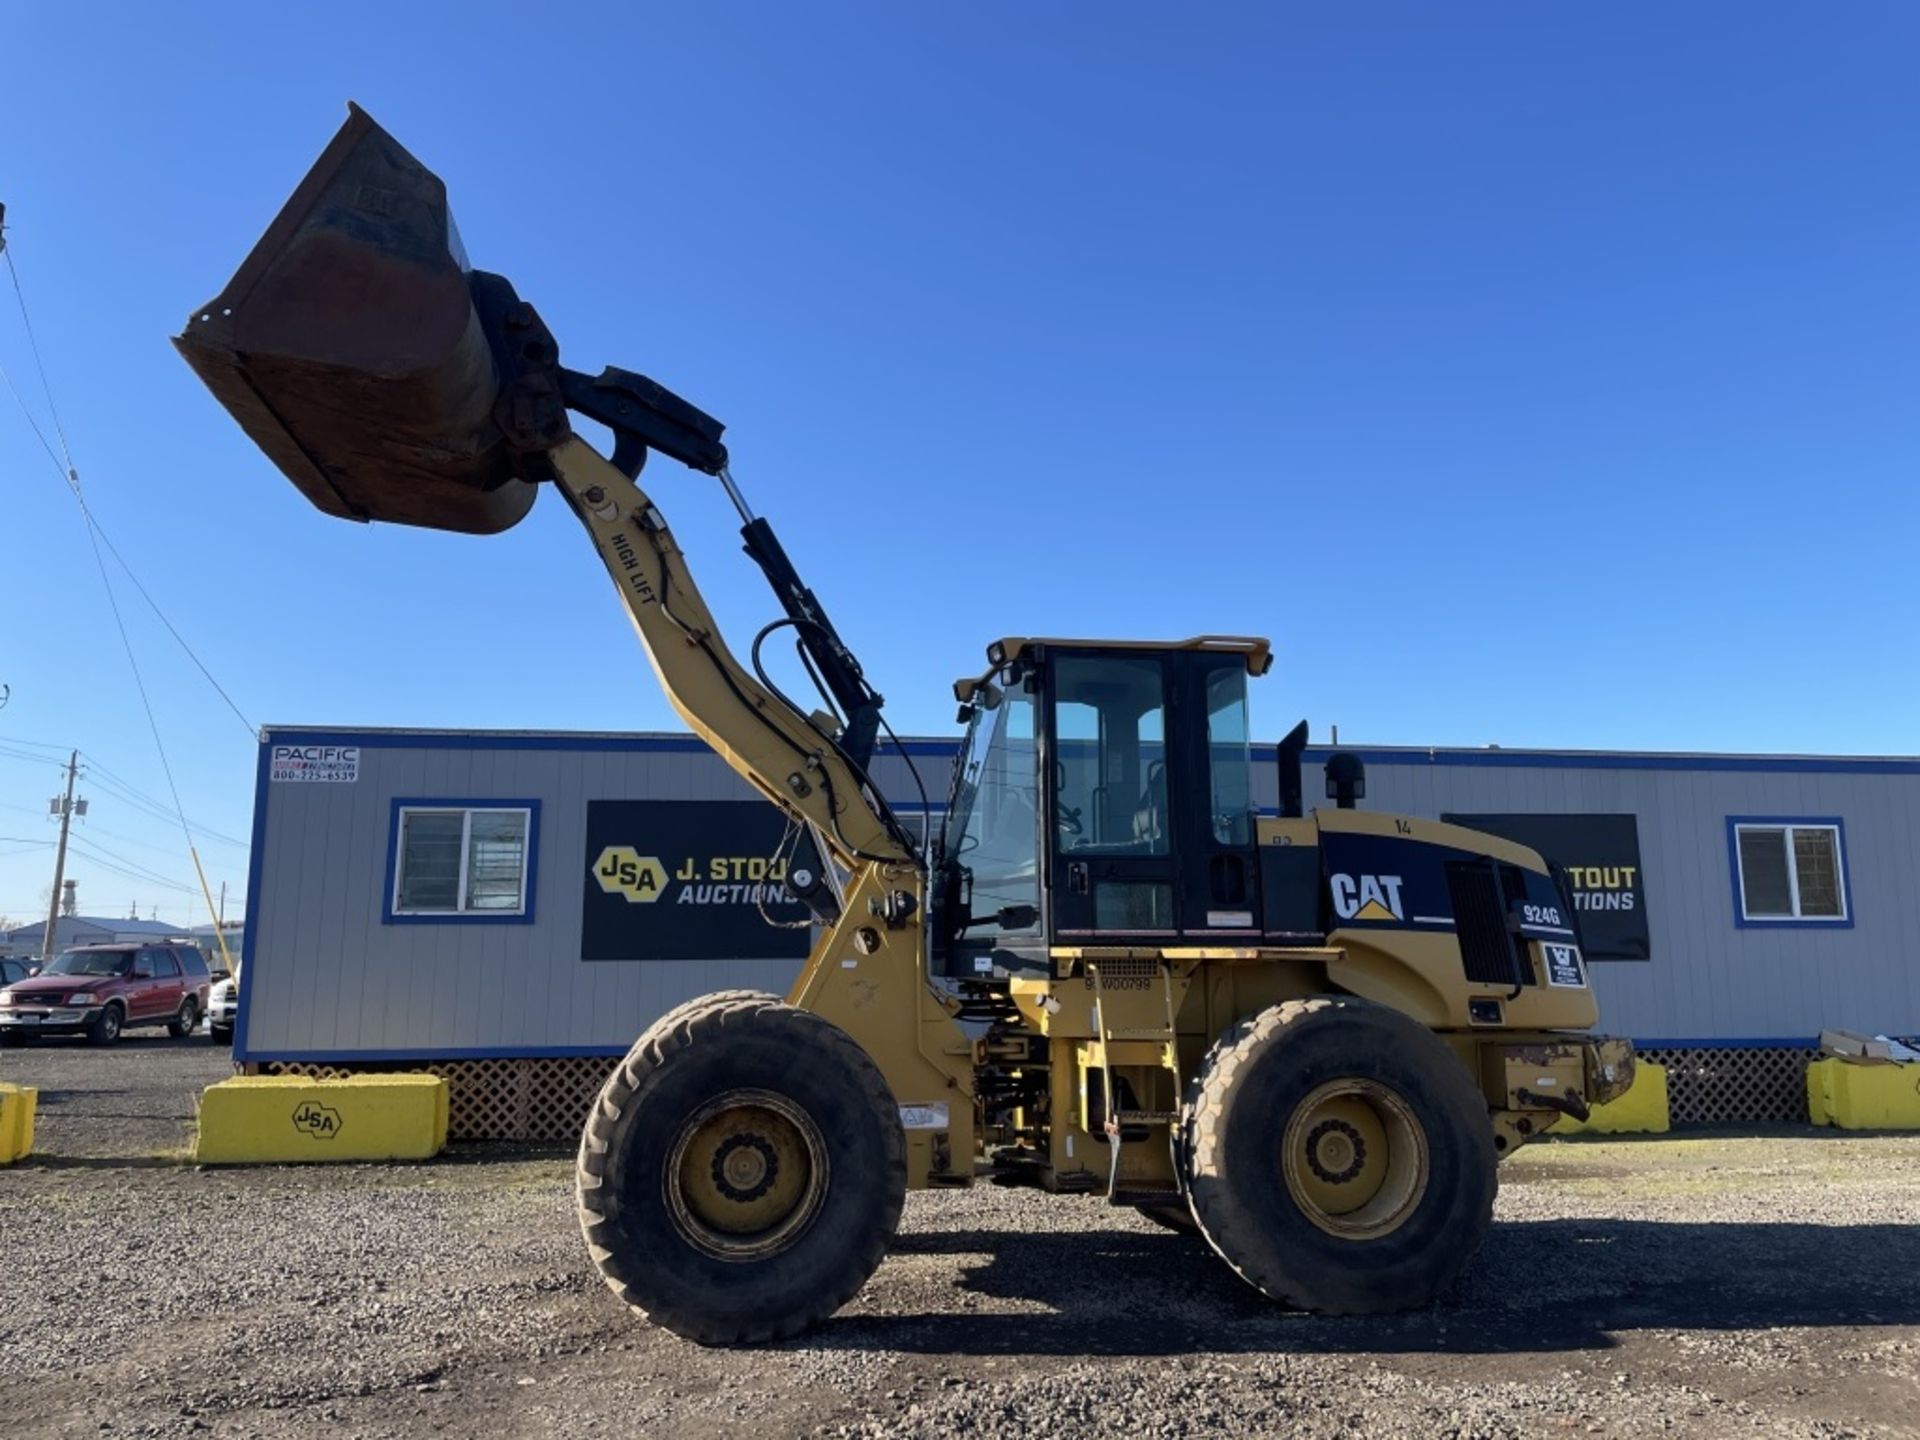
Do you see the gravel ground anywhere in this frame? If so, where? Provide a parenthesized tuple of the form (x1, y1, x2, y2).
(3, 1038, 1918, 1439)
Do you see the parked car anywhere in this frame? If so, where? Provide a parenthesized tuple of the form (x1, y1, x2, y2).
(0, 942, 212, 1045)
(208, 974, 239, 1045)
(0, 958, 39, 986)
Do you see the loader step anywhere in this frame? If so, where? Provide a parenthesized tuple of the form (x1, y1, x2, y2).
(1110, 1181, 1183, 1207)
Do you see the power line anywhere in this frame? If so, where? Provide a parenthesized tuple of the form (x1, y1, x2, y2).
(2, 238, 254, 737)
(0, 745, 249, 851)
(82, 763, 249, 850)
(0, 225, 75, 471)
(69, 819, 212, 859)
(2, 226, 242, 948)
(65, 835, 201, 897)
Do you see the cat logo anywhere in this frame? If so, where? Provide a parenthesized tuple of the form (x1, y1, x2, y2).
(593, 846, 668, 903)
(1330, 873, 1405, 923)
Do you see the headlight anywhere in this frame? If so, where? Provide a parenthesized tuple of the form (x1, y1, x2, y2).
(68, 993, 97, 1006)
(0, 991, 12, 1006)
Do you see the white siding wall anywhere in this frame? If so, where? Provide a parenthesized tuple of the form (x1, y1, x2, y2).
(242, 730, 1920, 1059)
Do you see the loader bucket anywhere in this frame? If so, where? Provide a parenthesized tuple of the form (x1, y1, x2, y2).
(175, 103, 537, 534)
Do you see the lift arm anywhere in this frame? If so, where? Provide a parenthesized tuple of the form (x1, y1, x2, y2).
(466, 271, 914, 880)
(542, 433, 907, 871)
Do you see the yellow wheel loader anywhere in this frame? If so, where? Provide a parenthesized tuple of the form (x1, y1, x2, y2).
(178, 107, 1633, 1345)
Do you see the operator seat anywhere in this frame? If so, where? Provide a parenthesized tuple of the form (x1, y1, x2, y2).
(1133, 760, 1168, 847)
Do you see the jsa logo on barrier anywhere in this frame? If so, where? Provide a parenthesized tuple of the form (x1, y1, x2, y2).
(1330, 873, 1405, 923)
(291, 1101, 343, 1140)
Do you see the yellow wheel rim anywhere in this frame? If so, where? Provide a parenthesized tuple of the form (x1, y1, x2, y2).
(665, 1089, 829, 1261)
(1280, 1078, 1428, 1240)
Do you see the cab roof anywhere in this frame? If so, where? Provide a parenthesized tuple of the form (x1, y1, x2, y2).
(955, 635, 1272, 703)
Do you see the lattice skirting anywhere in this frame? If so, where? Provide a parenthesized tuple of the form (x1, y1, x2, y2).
(1638, 1045, 1818, 1126)
(260, 1056, 621, 1143)
(263, 1043, 1829, 1141)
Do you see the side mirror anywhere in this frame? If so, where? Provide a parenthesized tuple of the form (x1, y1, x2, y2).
(994, 904, 1039, 931)
(132, 963, 154, 979)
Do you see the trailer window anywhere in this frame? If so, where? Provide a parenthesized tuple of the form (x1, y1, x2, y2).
(390, 803, 538, 921)
(1730, 819, 1849, 926)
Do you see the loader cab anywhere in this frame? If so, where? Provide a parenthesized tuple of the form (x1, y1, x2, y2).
(938, 637, 1272, 978)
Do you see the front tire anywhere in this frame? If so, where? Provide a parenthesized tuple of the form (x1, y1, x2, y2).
(87, 1003, 123, 1047)
(577, 993, 906, 1345)
(1183, 997, 1496, 1314)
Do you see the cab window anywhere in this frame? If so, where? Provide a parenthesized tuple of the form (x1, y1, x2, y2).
(1205, 665, 1256, 846)
(1052, 656, 1168, 855)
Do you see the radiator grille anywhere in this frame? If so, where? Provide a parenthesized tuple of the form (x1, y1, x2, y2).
(1444, 860, 1531, 987)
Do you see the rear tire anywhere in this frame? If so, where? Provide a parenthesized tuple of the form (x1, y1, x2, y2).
(1183, 997, 1496, 1314)
(87, 1004, 123, 1047)
(169, 998, 199, 1039)
(577, 993, 905, 1345)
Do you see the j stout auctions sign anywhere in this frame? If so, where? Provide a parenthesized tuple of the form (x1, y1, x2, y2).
(580, 800, 811, 962)
(1443, 812, 1651, 961)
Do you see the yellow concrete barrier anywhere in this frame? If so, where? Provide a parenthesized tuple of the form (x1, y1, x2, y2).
(0, 1082, 36, 1164)
(1553, 1062, 1669, 1135)
(194, 1074, 448, 1165)
(1807, 1057, 1920, 1130)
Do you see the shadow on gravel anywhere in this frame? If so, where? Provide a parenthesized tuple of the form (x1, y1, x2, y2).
(21, 1154, 185, 1171)
(841, 1217, 1920, 1356)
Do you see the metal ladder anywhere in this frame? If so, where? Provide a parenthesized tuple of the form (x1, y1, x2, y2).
(1087, 959, 1186, 1209)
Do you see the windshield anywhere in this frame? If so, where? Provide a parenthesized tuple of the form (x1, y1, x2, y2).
(943, 691, 1003, 858)
(941, 672, 1040, 933)
(44, 949, 135, 977)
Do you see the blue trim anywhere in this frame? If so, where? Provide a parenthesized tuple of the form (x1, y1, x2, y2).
(232, 739, 273, 1063)
(381, 798, 543, 926)
(1297, 747, 1920, 776)
(263, 727, 961, 760)
(1725, 816, 1855, 930)
(252, 1044, 634, 1063)
(258, 726, 1920, 776)
(1630, 1036, 1819, 1050)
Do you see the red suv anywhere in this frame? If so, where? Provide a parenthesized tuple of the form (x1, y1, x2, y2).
(0, 942, 212, 1045)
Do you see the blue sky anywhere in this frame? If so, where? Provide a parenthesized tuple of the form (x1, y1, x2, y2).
(2, 2, 1916, 925)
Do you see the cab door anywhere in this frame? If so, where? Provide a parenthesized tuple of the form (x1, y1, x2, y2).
(1170, 653, 1264, 937)
(1045, 651, 1181, 939)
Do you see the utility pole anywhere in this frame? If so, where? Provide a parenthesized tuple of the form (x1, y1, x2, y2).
(41, 750, 80, 962)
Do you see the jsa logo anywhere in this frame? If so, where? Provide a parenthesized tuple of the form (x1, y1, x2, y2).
(1330, 873, 1405, 923)
(594, 846, 669, 904)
